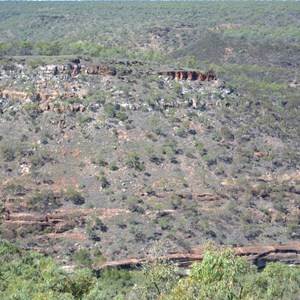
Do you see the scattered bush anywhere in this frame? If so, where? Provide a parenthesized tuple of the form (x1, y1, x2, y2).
(64, 188, 85, 205)
(0, 143, 15, 162)
(125, 152, 145, 171)
(30, 190, 62, 211)
(97, 175, 110, 189)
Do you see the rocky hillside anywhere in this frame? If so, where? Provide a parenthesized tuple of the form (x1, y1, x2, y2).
(0, 55, 299, 269)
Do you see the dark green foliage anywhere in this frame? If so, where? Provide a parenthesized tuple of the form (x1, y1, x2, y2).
(125, 153, 145, 171)
(73, 249, 93, 268)
(64, 188, 85, 205)
(0, 1, 299, 288)
(176, 127, 187, 138)
(80, 114, 93, 125)
(108, 161, 118, 171)
(0, 241, 94, 300)
(128, 197, 145, 214)
(0, 241, 138, 299)
(0, 241, 299, 300)
(244, 262, 300, 300)
(91, 156, 108, 167)
(30, 151, 54, 169)
(40, 131, 53, 145)
(0, 143, 15, 162)
(164, 245, 300, 300)
(84, 269, 136, 300)
(3, 183, 27, 196)
(23, 102, 40, 112)
(30, 189, 62, 211)
(103, 103, 128, 121)
(0, 1, 299, 67)
(35, 41, 62, 56)
(97, 175, 110, 189)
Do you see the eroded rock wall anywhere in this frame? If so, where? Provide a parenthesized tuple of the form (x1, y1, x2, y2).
(159, 70, 217, 81)
(101, 242, 300, 269)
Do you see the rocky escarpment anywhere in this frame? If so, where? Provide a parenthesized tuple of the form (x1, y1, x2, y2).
(2, 208, 129, 235)
(159, 70, 217, 81)
(0, 58, 134, 113)
(0, 59, 127, 100)
(0, 57, 136, 78)
(2, 204, 299, 269)
(0, 57, 224, 115)
(101, 242, 300, 269)
(38, 62, 130, 77)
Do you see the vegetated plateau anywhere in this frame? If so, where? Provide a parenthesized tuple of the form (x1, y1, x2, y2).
(0, 1, 299, 299)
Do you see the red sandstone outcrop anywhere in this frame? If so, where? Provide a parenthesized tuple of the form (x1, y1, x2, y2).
(3, 207, 130, 235)
(0, 89, 29, 101)
(84, 65, 117, 76)
(41, 63, 123, 77)
(253, 151, 269, 158)
(0, 89, 87, 113)
(100, 242, 300, 269)
(234, 243, 300, 267)
(159, 70, 217, 81)
(0, 62, 126, 107)
(2, 201, 299, 269)
(39, 101, 86, 113)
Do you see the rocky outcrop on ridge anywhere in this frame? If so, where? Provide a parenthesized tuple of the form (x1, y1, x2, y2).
(159, 70, 217, 81)
(0, 58, 223, 115)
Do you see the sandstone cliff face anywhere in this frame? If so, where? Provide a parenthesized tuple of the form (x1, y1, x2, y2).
(3, 207, 129, 236)
(0, 58, 139, 102)
(0, 59, 122, 113)
(37, 62, 132, 78)
(159, 70, 217, 81)
(39, 101, 86, 113)
(37, 61, 119, 78)
(3, 200, 299, 269)
(0, 58, 221, 116)
(85, 65, 117, 76)
(0, 89, 29, 101)
(101, 242, 300, 269)
(0, 56, 298, 268)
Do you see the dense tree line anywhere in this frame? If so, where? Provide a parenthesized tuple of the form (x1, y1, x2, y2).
(0, 41, 167, 63)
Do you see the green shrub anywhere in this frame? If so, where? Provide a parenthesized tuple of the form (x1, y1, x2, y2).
(176, 127, 187, 138)
(23, 102, 40, 112)
(0, 143, 15, 161)
(108, 161, 118, 171)
(73, 249, 93, 268)
(125, 152, 145, 171)
(91, 156, 108, 167)
(97, 175, 110, 189)
(31, 190, 62, 211)
(104, 103, 127, 121)
(65, 188, 85, 205)
(165, 244, 252, 300)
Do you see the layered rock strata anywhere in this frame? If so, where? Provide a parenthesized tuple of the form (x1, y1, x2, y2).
(101, 242, 300, 269)
(159, 70, 217, 81)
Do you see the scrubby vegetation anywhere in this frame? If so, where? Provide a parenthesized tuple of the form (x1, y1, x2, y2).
(0, 241, 299, 300)
(0, 1, 299, 65)
(0, 1, 299, 298)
